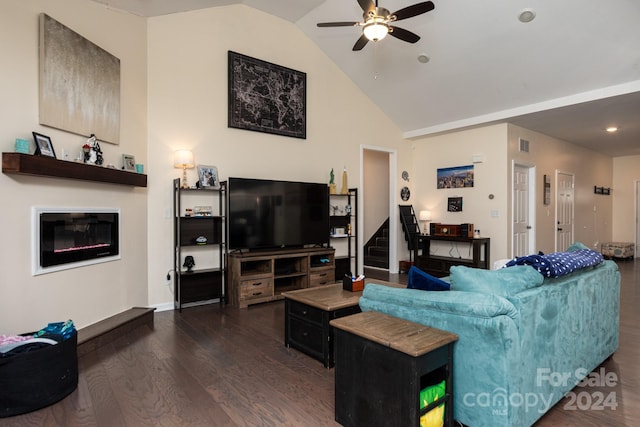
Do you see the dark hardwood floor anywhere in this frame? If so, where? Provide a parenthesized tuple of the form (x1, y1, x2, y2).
(4, 260, 639, 426)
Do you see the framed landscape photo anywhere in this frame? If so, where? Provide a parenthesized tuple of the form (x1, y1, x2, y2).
(437, 165, 474, 189)
(197, 165, 220, 190)
(122, 154, 136, 171)
(228, 51, 306, 139)
(32, 132, 56, 158)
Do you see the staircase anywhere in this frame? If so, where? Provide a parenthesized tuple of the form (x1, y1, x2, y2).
(364, 218, 389, 269)
(399, 205, 420, 257)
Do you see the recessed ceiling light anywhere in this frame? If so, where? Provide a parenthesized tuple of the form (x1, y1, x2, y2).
(417, 54, 430, 64)
(606, 126, 619, 133)
(518, 8, 536, 23)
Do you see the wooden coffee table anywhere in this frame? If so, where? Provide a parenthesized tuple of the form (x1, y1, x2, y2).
(282, 281, 401, 368)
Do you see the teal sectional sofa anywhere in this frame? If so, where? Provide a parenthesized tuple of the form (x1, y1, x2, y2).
(359, 259, 620, 427)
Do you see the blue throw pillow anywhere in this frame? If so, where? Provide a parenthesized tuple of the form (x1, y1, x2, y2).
(407, 266, 450, 291)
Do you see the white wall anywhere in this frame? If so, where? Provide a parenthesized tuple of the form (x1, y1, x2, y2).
(612, 155, 640, 244)
(0, 0, 148, 332)
(507, 125, 613, 254)
(145, 5, 407, 306)
(410, 124, 510, 263)
(409, 122, 619, 264)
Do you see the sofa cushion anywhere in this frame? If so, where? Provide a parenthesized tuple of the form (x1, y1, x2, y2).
(407, 266, 450, 291)
(449, 264, 543, 296)
(567, 241, 589, 251)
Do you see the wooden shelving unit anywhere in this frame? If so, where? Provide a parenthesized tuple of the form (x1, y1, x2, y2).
(2, 152, 147, 187)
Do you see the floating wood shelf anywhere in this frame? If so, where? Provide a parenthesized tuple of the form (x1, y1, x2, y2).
(2, 152, 147, 187)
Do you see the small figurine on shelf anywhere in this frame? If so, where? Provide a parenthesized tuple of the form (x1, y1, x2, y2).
(183, 255, 195, 273)
(328, 168, 336, 195)
(82, 134, 104, 165)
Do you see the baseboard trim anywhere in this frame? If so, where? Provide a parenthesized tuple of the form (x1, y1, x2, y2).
(152, 302, 174, 312)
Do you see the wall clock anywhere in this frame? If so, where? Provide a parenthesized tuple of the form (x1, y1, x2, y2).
(400, 186, 410, 201)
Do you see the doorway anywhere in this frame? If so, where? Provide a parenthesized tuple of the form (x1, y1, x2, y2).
(361, 145, 397, 274)
(636, 181, 640, 258)
(555, 171, 575, 251)
(512, 163, 535, 257)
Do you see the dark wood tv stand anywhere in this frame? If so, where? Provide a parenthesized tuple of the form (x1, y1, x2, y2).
(413, 235, 490, 277)
(227, 247, 335, 308)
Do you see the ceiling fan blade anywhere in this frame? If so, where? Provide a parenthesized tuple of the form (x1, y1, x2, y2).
(392, 1, 435, 21)
(317, 22, 360, 27)
(352, 34, 369, 51)
(358, 0, 376, 15)
(389, 26, 421, 43)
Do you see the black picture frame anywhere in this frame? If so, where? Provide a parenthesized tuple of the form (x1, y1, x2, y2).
(228, 51, 306, 139)
(32, 132, 56, 158)
(448, 197, 463, 212)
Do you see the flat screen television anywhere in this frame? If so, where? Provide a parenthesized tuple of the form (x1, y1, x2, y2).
(228, 177, 329, 251)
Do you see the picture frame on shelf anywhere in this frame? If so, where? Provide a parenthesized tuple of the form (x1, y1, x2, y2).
(32, 132, 56, 158)
(197, 165, 220, 190)
(122, 154, 136, 171)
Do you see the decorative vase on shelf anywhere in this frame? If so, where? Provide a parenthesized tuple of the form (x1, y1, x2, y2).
(341, 167, 348, 194)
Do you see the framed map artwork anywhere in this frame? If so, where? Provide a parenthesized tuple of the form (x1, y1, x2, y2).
(228, 51, 306, 139)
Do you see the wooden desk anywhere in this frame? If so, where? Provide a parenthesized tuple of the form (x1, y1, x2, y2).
(414, 235, 490, 277)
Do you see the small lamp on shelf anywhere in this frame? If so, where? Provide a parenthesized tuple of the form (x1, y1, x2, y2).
(419, 210, 431, 235)
(174, 149, 194, 189)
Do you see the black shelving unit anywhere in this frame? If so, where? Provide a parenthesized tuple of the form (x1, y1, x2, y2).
(329, 188, 358, 279)
(173, 178, 226, 310)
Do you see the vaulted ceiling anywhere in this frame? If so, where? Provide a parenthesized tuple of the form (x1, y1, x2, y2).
(92, 0, 640, 157)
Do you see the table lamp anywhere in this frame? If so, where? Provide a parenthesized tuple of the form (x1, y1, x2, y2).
(419, 210, 431, 235)
(174, 150, 194, 189)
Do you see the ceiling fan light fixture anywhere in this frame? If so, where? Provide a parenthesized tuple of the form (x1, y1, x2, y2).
(363, 21, 389, 41)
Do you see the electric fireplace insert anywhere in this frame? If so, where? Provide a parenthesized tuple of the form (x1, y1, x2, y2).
(33, 208, 120, 274)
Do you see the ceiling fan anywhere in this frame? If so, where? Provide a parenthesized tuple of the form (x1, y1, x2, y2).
(317, 0, 435, 51)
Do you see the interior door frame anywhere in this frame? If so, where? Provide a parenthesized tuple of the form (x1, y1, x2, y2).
(511, 161, 536, 258)
(635, 180, 640, 258)
(360, 145, 398, 274)
(554, 170, 575, 251)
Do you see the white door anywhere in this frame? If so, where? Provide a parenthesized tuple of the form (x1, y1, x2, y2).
(556, 172, 574, 251)
(513, 164, 532, 257)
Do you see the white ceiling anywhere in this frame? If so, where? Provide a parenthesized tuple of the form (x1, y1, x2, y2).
(92, 0, 640, 157)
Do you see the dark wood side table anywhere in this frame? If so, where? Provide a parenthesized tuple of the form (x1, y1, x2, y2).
(283, 280, 404, 368)
(414, 235, 491, 277)
(283, 284, 362, 368)
(331, 311, 458, 427)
